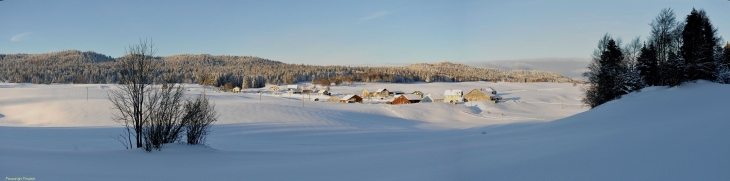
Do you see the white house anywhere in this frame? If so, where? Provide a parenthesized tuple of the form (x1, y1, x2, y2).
(444, 89, 463, 103)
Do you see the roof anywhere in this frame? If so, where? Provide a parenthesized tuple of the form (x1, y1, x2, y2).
(399, 94, 422, 100)
(287, 85, 299, 89)
(375, 88, 388, 92)
(391, 90, 405, 94)
(444, 89, 463, 96)
(424, 94, 444, 100)
(341, 94, 360, 100)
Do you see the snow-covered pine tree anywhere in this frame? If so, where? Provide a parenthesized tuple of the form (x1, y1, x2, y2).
(637, 43, 660, 86)
(680, 8, 719, 82)
(582, 35, 626, 108)
(663, 52, 686, 87)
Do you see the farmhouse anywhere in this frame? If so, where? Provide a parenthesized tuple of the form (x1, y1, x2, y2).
(340, 95, 363, 103)
(390, 90, 405, 96)
(269, 86, 280, 91)
(391, 94, 421, 105)
(232, 87, 241, 93)
(421, 94, 444, 103)
(374, 88, 390, 97)
(444, 89, 464, 103)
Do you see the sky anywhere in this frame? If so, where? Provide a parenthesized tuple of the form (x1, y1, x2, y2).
(1, 0, 729, 68)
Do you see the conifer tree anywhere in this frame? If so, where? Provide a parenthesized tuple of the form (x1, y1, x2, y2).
(680, 9, 719, 81)
(583, 35, 626, 108)
(637, 43, 659, 86)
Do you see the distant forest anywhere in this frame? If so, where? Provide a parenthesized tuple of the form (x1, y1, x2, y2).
(0, 50, 579, 88)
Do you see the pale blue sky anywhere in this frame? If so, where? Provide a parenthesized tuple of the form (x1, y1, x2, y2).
(1, 0, 728, 65)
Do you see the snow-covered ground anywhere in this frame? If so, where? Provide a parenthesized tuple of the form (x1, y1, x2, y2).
(1, 81, 728, 180)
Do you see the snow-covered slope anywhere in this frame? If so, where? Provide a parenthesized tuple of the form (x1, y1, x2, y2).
(1, 81, 727, 180)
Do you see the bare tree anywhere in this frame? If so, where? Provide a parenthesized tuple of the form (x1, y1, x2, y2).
(183, 95, 218, 145)
(108, 39, 159, 149)
(141, 83, 186, 151)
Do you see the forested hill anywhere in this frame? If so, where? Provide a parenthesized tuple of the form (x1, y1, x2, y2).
(0, 50, 580, 87)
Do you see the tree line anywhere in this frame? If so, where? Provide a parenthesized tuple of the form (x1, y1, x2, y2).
(584, 8, 730, 108)
(0, 51, 580, 88)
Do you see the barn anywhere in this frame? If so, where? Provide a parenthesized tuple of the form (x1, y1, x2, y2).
(391, 94, 421, 105)
(340, 95, 363, 103)
(464, 88, 491, 101)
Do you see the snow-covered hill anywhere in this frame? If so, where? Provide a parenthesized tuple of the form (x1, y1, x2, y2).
(0, 81, 727, 180)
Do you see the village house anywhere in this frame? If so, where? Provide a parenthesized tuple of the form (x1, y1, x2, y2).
(421, 94, 444, 103)
(390, 90, 405, 96)
(444, 89, 464, 103)
(374, 88, 390, 97)
(340, 95, 363, 103)
(269, 86, 280, 91)
(232, 87, 241, 93)
(391, 94, 422, 105)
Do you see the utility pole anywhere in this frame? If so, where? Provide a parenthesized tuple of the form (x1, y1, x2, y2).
(86, 87, 88, 101)
(259, 90, 261, 102)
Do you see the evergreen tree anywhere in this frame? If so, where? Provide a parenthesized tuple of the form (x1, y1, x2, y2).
(637, 43, 659, 86)
(680, 9, 719, 81)
(583, 35, 625, 108)
(722, 43, 730, 68)
(717, 43, 730, 83)
(663, 52, 686, 87)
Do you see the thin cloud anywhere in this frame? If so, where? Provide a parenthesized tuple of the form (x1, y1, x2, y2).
(10, 32, 32, 42)
(361, 11, 388, 20)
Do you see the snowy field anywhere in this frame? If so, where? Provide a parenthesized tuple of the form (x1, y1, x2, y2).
(1, 81, 728, 180)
